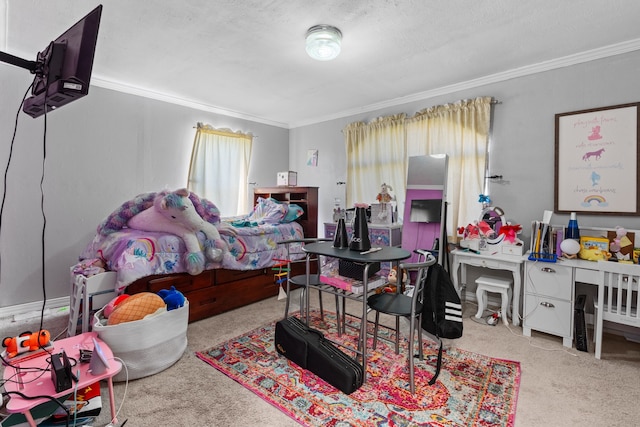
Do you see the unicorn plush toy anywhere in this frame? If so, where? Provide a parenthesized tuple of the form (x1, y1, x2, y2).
(125, 188, 230, 275)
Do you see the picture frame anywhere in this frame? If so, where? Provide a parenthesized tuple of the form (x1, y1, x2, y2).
(307, 149, 318, 167)
(554, 102, 640, 215)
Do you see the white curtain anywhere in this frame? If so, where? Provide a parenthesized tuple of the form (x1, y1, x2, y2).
(187, 124, 253, 217)
(406, 97, 492, 239)
(344, 97, 492, 242)
(344, 114, 407, 209)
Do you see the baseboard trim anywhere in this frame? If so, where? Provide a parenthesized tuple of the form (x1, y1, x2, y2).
(0, 296, 70, 320)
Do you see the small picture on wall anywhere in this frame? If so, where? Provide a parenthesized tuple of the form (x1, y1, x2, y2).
(307, 149, 318, 167)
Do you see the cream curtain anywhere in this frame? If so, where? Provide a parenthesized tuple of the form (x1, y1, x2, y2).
(344, 114, 407, 210)
(344, 97, 492, 242)
(187, 124, 253, 216)
(406, 96, 492, 240)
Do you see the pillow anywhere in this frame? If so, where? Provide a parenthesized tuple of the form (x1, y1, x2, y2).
(247, 197, 287, 224)
(282, 203, 304, 223)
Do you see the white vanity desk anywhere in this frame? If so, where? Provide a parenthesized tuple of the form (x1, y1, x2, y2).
(450, 248, 525, 326)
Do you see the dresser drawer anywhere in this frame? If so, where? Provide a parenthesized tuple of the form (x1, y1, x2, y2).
(525, 263, 572, 300)
(523, 294, 572, 337)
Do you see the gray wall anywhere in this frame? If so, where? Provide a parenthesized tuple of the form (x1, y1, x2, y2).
(290, 51, 640, 245)
(0, 63, 288, 309)
(2, 49, 640, 311)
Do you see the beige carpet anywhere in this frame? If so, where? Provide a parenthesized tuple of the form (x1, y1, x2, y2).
(92, 290, 640, 426)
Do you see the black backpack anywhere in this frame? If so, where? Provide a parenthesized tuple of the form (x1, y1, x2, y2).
(421, 262, 463, 384)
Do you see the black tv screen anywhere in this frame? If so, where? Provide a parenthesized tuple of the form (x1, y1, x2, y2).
(409, 199, 442, 223)
(22, 5, 103, 118)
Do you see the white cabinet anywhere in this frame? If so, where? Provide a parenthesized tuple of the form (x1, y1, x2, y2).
(523, 261, 574, 347)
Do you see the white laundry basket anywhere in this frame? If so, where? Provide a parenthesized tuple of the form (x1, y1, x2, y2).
(93, 301, 188, 381)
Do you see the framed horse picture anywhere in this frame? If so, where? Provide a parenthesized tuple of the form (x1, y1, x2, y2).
(554, 102, 640, 215)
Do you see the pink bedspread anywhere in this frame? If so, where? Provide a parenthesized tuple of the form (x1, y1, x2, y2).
(80, 222, 304, 291)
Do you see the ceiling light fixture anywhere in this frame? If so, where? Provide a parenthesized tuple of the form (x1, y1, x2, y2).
(305, 25, 342, 61)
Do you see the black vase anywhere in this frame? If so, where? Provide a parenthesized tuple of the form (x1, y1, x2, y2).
(349, 207, 371, 251)
(333, 218, 349, 248)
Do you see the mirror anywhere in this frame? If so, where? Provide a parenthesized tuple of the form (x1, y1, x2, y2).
(479, 206, 506, 236)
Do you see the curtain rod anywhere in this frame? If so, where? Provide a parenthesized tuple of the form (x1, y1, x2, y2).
(193, 122, 257, 137)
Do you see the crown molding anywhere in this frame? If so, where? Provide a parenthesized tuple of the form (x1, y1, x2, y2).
(289, 38, 640, 128)
(92, 38, 640, 130)
(90, 77, 290, 129)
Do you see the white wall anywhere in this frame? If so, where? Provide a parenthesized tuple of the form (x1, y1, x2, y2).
(0, 63, 289, 309)
(3, 49, 640, 311)
(289, 50, 640, 245)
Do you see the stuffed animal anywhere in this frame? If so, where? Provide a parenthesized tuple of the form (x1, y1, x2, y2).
(158, 286, 186, 310)
(378, 266, 408, 294)
(2, 330, 51, 358)
(387, 266, 407, 285)
(127, 188, 229, 275)
(498, 224, 523, 244)
(103, 294, 130, 318)
(578, 245, 611, 261)
(107, 292, 166, 325)
(610, 226, 633, 261)
(72, 258, 106, 276)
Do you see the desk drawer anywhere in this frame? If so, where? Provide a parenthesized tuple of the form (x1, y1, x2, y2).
(574, 266, 599, 285)
(524, 294, 572, 337)
(462, 257, 504, 270)
(525, 263, 572, 300)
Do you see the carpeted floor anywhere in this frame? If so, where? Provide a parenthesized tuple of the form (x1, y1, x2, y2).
(88, 290, 640, 426)
(196, 310, 520, 426)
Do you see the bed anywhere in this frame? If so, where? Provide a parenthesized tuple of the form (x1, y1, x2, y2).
(78, 187, 318, 322)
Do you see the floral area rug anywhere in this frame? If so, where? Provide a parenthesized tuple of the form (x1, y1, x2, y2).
(196, 311, 520, 426)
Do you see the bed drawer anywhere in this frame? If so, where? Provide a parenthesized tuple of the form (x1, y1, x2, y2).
(130, 271, 215, 294)
(188, 273, 279, 321)
(214, 268, 267, 285)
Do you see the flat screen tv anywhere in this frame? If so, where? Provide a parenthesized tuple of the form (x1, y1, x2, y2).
(409, 199, 442, 223)
(18, 5, 103, 118)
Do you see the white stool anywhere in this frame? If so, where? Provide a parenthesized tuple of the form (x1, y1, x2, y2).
(475, 275, 513, 325)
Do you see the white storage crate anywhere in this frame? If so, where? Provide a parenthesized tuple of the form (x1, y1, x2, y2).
(93, 301, 188, 381)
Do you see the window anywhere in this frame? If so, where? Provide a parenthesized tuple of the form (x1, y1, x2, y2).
(187, 124, 253, 216)
(344, 97, 493, 241)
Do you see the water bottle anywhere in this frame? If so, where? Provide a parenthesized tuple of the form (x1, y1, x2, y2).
(566, 212, 580, 240)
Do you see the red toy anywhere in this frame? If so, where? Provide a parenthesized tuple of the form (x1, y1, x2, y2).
(2, 330, 51, 358)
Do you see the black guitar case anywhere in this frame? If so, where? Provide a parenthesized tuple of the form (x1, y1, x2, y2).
(274, 316, 363, 394)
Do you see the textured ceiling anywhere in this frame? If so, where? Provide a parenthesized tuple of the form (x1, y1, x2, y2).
(4, 0, 640, 128)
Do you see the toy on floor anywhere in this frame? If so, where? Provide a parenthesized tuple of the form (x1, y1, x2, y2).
(486, 312, 500, 326)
